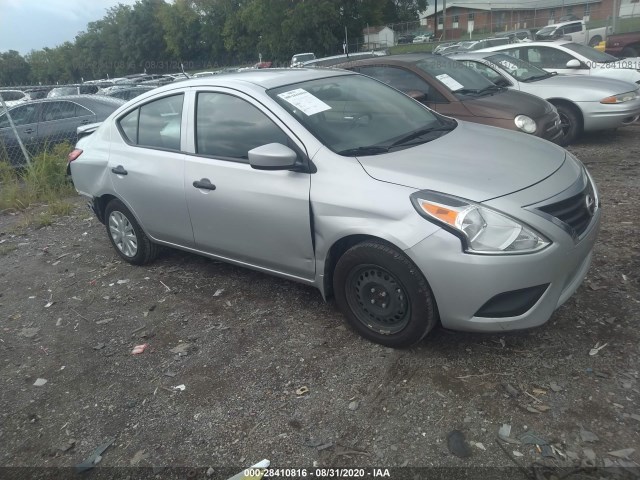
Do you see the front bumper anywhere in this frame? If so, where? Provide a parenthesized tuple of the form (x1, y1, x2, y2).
(404, 198, 601, 333)
(536, 110, 564, 144)
(579, 97, 640, 131)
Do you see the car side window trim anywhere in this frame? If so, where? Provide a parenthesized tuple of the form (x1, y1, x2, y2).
(115, 93, 185, 153)
(190, 89, 314, 173)
(39, 101, 95, 123)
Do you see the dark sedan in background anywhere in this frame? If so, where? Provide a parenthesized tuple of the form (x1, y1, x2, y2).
(101, 86, 156, 101)
(336, 54, 564, 144)
(0, 95, 125, 166)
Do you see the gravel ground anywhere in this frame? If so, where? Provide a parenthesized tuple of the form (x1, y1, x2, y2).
(0, 125, 639, 480)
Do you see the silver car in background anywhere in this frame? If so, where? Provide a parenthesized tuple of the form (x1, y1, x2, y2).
(69, 69, 600, 348)
(452, 51, 640, 143)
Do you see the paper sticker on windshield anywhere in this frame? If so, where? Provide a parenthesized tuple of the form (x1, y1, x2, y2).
(277, 88, 331, 116)
(498, 60, 518, 71)
(435, 74, 464, 91)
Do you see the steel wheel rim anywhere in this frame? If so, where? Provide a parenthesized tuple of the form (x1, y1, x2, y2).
(345, 264, 410, 335)
(108, 211, 138, 257)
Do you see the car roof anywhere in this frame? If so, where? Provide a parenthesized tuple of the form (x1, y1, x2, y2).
(334, 53, 441, 67)
(148, 68, 355, 92)
(479, 39, 572, 51)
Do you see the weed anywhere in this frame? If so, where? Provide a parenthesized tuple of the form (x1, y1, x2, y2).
(0, 142, 75, 211)
(0, 244, 18, 256)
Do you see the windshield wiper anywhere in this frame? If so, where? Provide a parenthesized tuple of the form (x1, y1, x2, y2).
(389, 123, 456, 148)
(455, 88, 482, 95)
(523, 73, 551, 82)
(337, 145, 390, 157)
(478, 84, 504, 95)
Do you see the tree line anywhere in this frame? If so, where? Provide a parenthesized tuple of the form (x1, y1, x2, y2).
(0, 0, 427, 86)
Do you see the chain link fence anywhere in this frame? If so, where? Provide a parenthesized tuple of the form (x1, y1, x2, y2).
(0, 86, 125, 168)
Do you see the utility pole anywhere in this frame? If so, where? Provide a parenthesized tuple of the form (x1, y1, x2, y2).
(434, 0, 438, 38)
(345, 26, 349, 56)
(443, 0, 447, 40)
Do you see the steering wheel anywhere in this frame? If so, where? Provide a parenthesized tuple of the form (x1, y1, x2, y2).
(348, 113, 372, 130)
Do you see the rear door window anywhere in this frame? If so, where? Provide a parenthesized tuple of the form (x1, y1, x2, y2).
(117, 94, 184, 150)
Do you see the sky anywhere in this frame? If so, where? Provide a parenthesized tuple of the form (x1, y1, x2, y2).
(0, 0, 139, 54)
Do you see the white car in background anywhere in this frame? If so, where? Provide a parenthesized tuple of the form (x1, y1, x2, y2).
(0, 89, 30, 108)
(452, 51, 640, 144)
(479, 40, 640, 84)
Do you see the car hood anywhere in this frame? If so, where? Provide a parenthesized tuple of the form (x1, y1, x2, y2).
(591, 59, 640, 83)
(530, 73, 637, 95)
(356, 121, 566, 202)
(461, 89, 549, 119)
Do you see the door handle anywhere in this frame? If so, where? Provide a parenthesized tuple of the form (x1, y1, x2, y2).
(192, 178, 216, 190)
(24, 128, 34, 134)
(111, 165, 128, 175)
(80, 119, 90, 125)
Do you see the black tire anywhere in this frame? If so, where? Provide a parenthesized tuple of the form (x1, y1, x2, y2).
(555, 103, 582, 146)
(104, 199, 159, 265)
(622, 45, 639, 57)
(588, 35, 602, 47)
(333, 240, 438, 348)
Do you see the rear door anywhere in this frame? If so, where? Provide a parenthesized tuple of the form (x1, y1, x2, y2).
(38, 101, 96, 147)
(109, 93, 194, 247)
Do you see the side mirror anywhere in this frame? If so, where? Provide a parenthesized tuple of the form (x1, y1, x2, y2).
(406, 90, 427, 102)
(566, 59, 581, 68)
(249, 143, 298, 170)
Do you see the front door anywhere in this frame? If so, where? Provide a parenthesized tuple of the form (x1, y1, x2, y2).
(184, 90, 314, 280)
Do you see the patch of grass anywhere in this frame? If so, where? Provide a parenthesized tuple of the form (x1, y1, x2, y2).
(33, 212, 54, 229)
(47, 200, 74, 216)
(0, 142, 75, 212)
(0, 244, 18, 256)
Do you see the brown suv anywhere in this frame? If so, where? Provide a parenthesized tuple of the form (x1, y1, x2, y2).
(335, 53, 564, 144)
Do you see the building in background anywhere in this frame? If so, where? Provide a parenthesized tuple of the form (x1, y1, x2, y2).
(419, 0, 619, 40)
(363, 26, 396, 48)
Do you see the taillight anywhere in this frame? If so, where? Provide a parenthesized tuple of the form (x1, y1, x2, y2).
(68, 149, 83, 163)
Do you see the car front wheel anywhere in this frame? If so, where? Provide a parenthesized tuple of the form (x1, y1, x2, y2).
(105, 199, 159, 265)
(333, 240, 438, 348)
(555, 103, 582, 146)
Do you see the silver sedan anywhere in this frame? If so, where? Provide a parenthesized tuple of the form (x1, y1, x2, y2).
(451, 51, 640, 144)
(69, 68, 600, 348)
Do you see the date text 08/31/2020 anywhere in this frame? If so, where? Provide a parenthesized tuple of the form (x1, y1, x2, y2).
(244, 468, 391, 478)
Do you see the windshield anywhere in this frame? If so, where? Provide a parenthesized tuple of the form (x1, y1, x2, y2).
(292, 54, 315, 63)
(486, 53, 550, 81)
(415, 57, 496, 95)
(457, 41, 477, 50)
(268, 74, 454, 156)
(48, 87, 77, 97)
(562, 43, 619, 63)
(536, 26, 557, 37)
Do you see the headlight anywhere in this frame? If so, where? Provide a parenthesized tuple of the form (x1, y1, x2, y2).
(410, 191, 550, 255)
(514, 114, 537, 133)
(600, 90, 638, 104)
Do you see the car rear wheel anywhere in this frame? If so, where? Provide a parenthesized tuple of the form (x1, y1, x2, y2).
(333, 240, 438, 348)
(105, 199, 159, 265)
(555, 103, 582, 146)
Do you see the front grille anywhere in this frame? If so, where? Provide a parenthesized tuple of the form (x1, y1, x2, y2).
(537, 181, 596, 238)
